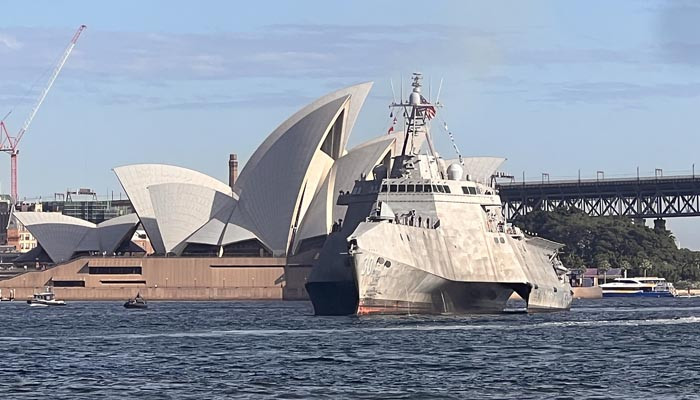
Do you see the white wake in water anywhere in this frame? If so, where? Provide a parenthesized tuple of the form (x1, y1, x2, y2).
(3, 316, 700, 342)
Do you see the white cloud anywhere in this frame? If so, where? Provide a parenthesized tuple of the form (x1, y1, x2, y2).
(0, 25, 512, 82)
(0, 22, 685, 109)
(0, 34, 21, 50)
(536, 82, 700, 104)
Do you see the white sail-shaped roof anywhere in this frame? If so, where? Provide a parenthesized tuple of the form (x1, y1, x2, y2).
(185, 201, 237, 246)
(234, 82, 372, 198)
(228, 83, 373, 255)
(77, 213, 141, 254)
(148, 183, 233, 255)
(12, 212, 139, 263)
(219, 222, 259, 246)
(111, 82, 374, 257)
(13, 211, 95, 227)
(113, 164, 233, 254)
(94, 213, 141, 254)
(184, 199, 260, 248)
(293, 134, 397, 252)
(13, 212, 94, 263)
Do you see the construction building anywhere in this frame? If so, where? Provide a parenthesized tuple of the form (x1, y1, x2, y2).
(41, 190, 133, 223)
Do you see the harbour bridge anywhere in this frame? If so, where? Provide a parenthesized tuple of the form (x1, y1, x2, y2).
(497, 171, 700, 227)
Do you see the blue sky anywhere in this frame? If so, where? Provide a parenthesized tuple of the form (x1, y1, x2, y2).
(2, 0, 700, 247)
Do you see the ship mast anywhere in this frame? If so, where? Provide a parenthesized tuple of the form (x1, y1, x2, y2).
(389, 73, 438, 157)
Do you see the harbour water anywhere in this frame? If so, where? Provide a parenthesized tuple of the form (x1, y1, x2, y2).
(1, 298, 699, 399)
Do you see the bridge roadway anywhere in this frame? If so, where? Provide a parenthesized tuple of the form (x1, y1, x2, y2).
(497, 174, 700, 220)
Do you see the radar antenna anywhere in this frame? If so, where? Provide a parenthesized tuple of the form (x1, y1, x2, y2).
(389, 73, 438, 157)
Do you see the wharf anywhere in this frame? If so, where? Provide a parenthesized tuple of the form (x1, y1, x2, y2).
(0, 256, 311, 301)
(572, 286, 603, 299)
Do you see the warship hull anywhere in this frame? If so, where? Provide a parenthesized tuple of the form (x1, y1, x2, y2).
(354, 249, 525, 315)
(306, 281, 358, 316)
(350, 221, 572, 315)
(304, 73, 572, 316)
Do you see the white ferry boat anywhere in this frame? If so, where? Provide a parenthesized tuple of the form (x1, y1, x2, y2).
(27, 287, 66, 307)
(599, 277, 676, 298)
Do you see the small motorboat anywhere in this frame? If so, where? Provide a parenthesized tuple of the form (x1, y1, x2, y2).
(27, 287, 66, 307)
(124, 293, 147, 309)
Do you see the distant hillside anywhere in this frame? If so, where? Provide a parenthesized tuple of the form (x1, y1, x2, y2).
(514, 209, 700, 284)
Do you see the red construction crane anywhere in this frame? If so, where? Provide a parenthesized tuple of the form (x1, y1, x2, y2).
(0, 24, 86, 203)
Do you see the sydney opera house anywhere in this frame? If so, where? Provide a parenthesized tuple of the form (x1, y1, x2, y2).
(0, 82, 409, 300)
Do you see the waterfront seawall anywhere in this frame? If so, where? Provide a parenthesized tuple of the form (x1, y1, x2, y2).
(509, 285, 603, 301)
(572, 286, 603, 299)
(0, 256, 312, 301)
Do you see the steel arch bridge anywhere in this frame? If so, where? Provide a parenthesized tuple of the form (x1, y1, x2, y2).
(497, 175, 700, 220)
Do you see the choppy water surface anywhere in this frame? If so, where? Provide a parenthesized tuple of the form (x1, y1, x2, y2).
(1, 298, 699, 399)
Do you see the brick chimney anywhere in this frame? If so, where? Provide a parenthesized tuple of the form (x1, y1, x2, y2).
(229, 153, 238, 189)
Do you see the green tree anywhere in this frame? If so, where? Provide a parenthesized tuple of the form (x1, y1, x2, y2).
(595, 254, 612, 284)
(562, 253, 585, 286)
(620, 259, 632, 278)
(640, 259, 653, 278)
(514, 208, 699, 285)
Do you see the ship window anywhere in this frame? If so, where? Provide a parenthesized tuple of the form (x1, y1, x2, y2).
(499, 237, 505, 243)
(468, 187, 477, 195)
(443, 185, 451, 193)
(475, 187, 482, 194)
(415, 184, 424, 193)
(407, 184, 415, 192)
(424, 185, 433, 192)
(398, 185, 406, 192)
(435, 185, 445, 193)
(390, 184, 398, 192)
(494, 238, 499, 244)
(461, 187, 470, 194)
(381, 185, 388, 193)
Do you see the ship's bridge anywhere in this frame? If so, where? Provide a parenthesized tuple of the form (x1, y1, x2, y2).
(377, 178, 496, 196)
(337, 177, 498, 206)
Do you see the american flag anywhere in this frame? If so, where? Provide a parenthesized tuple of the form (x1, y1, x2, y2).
(420, 95, 436, 119)
(387, 116, 397, 134)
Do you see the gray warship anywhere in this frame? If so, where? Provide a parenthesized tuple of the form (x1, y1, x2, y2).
(306, 73, 572, 315)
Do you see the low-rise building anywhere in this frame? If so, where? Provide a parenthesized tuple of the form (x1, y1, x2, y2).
(6, 203, 46, 253)
(41, 189, 133, 224)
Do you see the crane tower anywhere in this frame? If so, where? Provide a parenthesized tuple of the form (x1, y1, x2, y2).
(0, 24, 86, 203)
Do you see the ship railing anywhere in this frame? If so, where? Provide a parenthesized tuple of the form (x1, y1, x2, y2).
(388, 212, 440, 229)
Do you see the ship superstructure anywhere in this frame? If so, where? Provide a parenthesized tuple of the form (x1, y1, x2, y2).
(306, 73, 572, 315)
